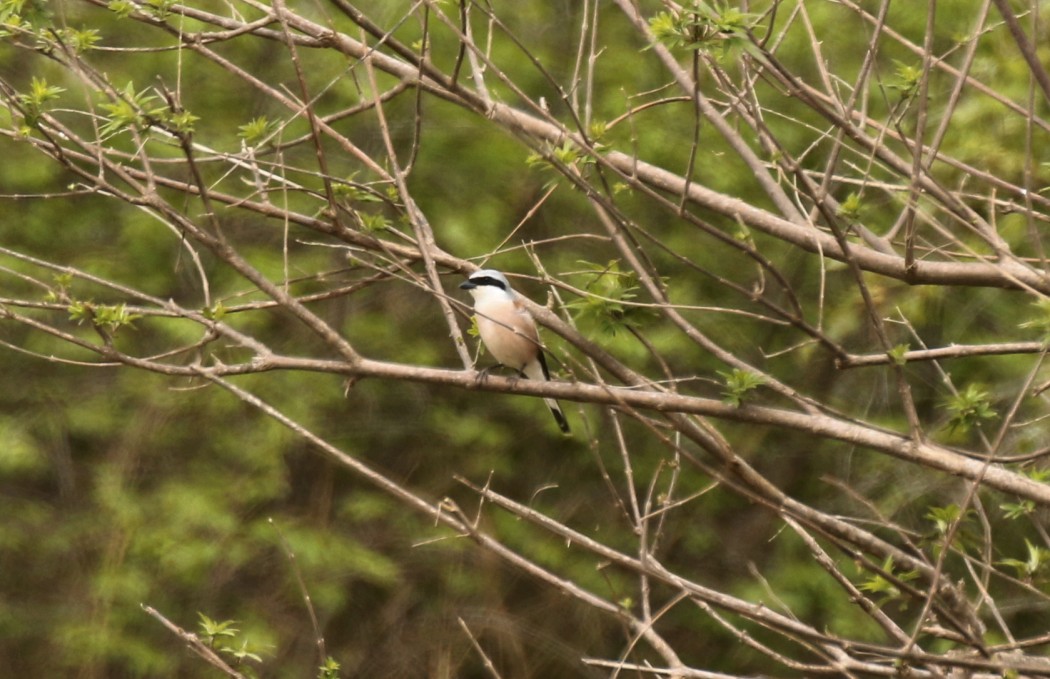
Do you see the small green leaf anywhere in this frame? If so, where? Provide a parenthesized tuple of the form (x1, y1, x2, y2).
(566, 260, 653, 336)
(858, 572, 899, 598)
(525, 141, 593, 182)
(1025, 468, 1050, 483)
(58, 26, 101, 52)
(926, 504, 970, 536)
(888, 60, 922, 98)
(1019, 298, 1050, 344)
(95, 304, 141, 333)
(220, 639, 262, 664)
(887, 343, 909, 366)
(0, 0, 52, 28)
(588, 119, 608, 141)
(203, 301, 227, 321)
(647, 12, 683, 48)
(107, 0, 135, 17)
(718, 368, 767, 407)
(16, 76, 65, 126)
(943, 384, 997, 434)
(26, 76, 66, 104)
(197, 613, 267, 669)
(99, 81, 162, 137)
(358, 213, 390, 233)
(552, 141, 583, 166)
(525, 151, 546, 169)
(143, 0, 177, 20)
(238, 116, 277, 144)
(1000, 500, 1034, 520)
(165, 109, 199, 134)
(67, 300, 91, 325)
(67, 301, 141, 333)
(46, 273, 73, 302)
(318, 656, 342, 679)
(998, 539, 1050, 580)
(647, 5, 758, 57)
(838, 192, 862, 220)
(334, 182, 383, 204)
(857, 556, 919, 603)
(198, 613, 239, 644)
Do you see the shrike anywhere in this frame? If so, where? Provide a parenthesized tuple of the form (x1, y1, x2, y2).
(460, 269, 570, 434)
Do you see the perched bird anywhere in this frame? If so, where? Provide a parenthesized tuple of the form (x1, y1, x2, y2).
(460, 269, 570, 434)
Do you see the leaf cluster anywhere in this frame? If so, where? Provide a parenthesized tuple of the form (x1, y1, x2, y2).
(648, 2, 757, 56)
(566, 260, 654, 337)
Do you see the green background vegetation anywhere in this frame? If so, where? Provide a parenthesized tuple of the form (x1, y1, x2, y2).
(1, 0, 1049, 676)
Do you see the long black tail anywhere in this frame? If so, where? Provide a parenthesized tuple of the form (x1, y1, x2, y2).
(547, 401, 570, 434)
(527, 351, 571, 434)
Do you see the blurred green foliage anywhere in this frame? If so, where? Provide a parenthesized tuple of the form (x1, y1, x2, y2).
(0, 0, 1048, 676)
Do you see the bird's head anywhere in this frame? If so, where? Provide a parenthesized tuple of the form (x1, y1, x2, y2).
(459, 269, 514, 300)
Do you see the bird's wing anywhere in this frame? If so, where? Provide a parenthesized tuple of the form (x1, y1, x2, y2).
(511, 297, 541, 342)
(511, 298, 553, 381)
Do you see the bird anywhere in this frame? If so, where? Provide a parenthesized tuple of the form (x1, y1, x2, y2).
(460, 269, 570, 434)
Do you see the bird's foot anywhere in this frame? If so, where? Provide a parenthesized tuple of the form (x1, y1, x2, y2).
(475, 364, 504, 383)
